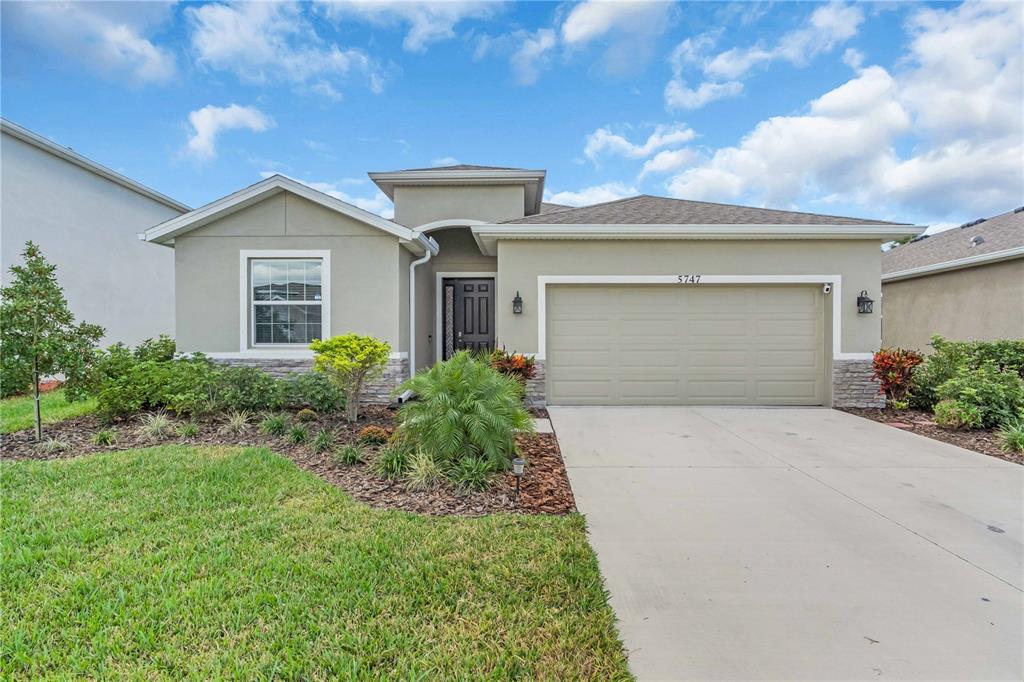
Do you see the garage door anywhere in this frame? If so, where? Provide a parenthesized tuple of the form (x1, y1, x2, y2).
(546, 285, 826, 406)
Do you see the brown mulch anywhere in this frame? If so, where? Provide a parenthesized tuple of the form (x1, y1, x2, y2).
(0, 406, 576, 516)
(841, 407, 1022, 466)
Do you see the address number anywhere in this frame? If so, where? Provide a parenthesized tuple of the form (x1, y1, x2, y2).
(677, 274, 702, 284)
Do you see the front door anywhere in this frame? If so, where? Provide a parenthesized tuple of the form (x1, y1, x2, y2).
(442, 278, 495, 359)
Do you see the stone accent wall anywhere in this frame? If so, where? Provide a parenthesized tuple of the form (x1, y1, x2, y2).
(831, 359, 884, 408)
(211, 356, 408, 405)
(525, 361, 546, 408)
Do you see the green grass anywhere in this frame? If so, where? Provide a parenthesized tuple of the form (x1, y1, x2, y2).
(1, 446, 630, 679)
(0, 389, 96, 434)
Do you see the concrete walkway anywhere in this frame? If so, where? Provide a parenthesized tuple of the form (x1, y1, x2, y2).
(549, 406, 1023, 681)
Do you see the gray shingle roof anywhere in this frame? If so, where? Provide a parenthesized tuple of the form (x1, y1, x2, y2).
(882, 207, 1024, 274)
(502, 195, 906, 226)
(387, 164, 527, 172)
(539, 202, 571, 214)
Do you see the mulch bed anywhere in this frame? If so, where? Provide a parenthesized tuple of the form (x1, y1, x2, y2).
(841, 407, 1022, 466)
(0, 406, 576, 516)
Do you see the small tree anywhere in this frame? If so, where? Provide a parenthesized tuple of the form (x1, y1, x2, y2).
(310, 333, 390, 422)
(0, 242, 104, 439)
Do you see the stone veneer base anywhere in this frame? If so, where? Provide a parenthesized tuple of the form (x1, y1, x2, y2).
(210, 357, 409, 405)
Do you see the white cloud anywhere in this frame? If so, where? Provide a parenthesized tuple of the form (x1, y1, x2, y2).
(261, 172, 394, 218)
(318, 1, 500, 52)
(510, 28, 557, 85)
(585, 124, 696, 163)
(432, 156, 460, 166)
(545, 182, 637, 207)
(186, 1, 384, 96)
(842, 47, 864, 69)
(561, 0, 670, 46)
(639, 149, 697, 179)
(3, 1, 175, 84)
(186, 105, 274, 161)
(664, 79, 743, 109)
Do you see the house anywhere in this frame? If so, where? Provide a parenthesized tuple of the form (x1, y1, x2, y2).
(142, 165, 921, 408)
(881, 207, 1024, 352)
(1, 119, 189, 345)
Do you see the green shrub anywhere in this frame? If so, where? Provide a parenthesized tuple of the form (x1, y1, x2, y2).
(311, 430, 334, 454)
(448, 456, 494, 492)
(890, 399, 909, 410)
(0, 354, 32, 399)
(90, 429, 118, 446)
(95, 355, 220, 422)
(396, 352, 533, 473)
(405, 451, 443, 491)
(281, 372, 345, 413)
(177, 422, 199, 439)
(310, 334, 391, 422)
(997, 418, 1024, 453)
(260, 413, 288, 436)
(934, 364, 1024, 428)
(215, 366, 283, 412)
(288, 424, 309, 444)
(332, 444, 365, 466)
(139, 411, 173, 439)
(372, 445, 410, 480)
(933, 399, 983, 430)
(913, 336, 1024, 409)
(221, 410, 252, 435)
(296, 408, 317, 422)
(357, 425, 392, 445)
(133, 335, 176, 363)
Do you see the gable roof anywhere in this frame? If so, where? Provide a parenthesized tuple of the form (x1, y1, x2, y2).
(1, 118, 190, 213)
(882, 207, 1024, 281)
(503, 195, 907, 226)
(143, 174, 436, 255)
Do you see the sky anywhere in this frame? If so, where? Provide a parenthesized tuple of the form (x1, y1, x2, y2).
(2, 0, 1021, 231)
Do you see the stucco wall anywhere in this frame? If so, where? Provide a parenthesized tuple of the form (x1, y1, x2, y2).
(393, 185, 524, 227)
(882, 259, 1024, 351)
(1, 131, 183, 346)
(494, 239, 883, 356)
(174, 191, 401, 353)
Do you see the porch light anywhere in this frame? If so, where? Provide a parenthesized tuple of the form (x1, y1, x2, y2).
(512, 291, 523, 315)
(511, 457, 526, 498)
(857, 290, 874, 314)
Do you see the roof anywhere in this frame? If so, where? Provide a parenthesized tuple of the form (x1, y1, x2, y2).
(368, 166, 547, 218)
(882, 207, 1024, 280)
(142, 174, 437, 255)
(503, 194, 907, 226)
(539, 202, 571, 214)
(1, 118, 190, 213)
(383, 164, 527, 172)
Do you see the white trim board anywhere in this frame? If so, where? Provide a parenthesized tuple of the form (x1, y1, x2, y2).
(882, 245, 1024, 282)
(434, 271, 498, 363)
(238, 250, 332, 353)
(535, 274, 874, 362)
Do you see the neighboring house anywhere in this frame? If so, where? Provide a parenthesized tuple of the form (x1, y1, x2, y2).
(1, 119, 189, 346)
(142, 165, 920, 408)
(882, 207, 1024, 352)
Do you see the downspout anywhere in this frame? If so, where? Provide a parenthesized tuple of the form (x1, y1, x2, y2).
(407, 233, 440, 382)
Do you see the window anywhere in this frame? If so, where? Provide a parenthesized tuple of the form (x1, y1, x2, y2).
(250, 258, 324, 345)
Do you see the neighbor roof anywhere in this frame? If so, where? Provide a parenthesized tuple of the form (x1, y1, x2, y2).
(883, 207, 1024, 279)
(503, 195, 907, 226)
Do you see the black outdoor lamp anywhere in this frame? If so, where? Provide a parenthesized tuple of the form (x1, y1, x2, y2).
(857, 290, 874, 314)
(512, 291, 523, 315)
(511, 457, 526, 498)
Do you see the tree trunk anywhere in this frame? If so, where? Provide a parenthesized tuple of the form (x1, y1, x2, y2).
(33, 354, 42, 441)
(346, 384, 361, 423)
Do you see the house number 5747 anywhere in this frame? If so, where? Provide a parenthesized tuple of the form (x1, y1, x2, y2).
(677, 274, 702, 284)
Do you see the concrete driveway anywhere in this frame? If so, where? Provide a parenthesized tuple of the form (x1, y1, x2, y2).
(549, 407, 1023, 681)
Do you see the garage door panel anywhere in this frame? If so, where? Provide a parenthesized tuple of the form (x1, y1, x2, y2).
(547, 284, 825, 406)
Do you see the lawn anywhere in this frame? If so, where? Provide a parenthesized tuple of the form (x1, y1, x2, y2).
(0, 389, 96, 434)
(1, 446, 631, 679)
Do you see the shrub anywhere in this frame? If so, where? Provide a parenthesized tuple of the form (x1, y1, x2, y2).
(37, 438, 70, 454)
(405, 451, 443, 491)
(310, 334, 391, 422)
(890, 399, 909, 410)
(332, 444, 365, 466)
(489, 347, 536, 384)
(448, 456, 493, 493)
(357, 425, 392, 445)
(913, 336, 1024, 409)
(221, 410, 252, 435)
(396, 352, 533, 473)
(935, 364, 1024, 428)
(997, 418, 1024, 453)
(260, 413, 289, 436)
(215, 366, 283, 412)
(288, 424, 309, 444)
(91, 429, 118, 446)
(872, 348, 923, 403)
(139, 411, 173, 439)
(372, 445, 409, 480)
(933, 399, 983, 430)
(281, 372, 345, 413)
(133, 335, 176, 363)
(311, 430, 334, 454)
(95, 355, 221, 422)
(296, 408, 317, 422)
(177, 422, 199, 439)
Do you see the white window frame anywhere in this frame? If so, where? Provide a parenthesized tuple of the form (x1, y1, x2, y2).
(239, 250, 331, 353)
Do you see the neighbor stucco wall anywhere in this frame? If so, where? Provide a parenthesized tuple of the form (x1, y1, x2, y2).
(174, 191, 401, 353)
(393, 185, 524, 227)
(1, 131, 183, 346)
(495, 239, 882, 356)
(882, 259, 1024, 351)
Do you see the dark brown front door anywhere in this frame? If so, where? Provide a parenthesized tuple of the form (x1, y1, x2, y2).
(442, 278, 495, 358)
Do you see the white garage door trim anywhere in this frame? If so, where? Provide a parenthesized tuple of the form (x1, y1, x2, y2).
(536, 274, 869, 361)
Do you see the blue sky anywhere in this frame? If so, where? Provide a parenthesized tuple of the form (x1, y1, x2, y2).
(2, 1, 1021, 230)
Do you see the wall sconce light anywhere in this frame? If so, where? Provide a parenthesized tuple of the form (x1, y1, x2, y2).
(512, 291, 523, 315)
(857, 290, 874, 314)
(511, 457, 526, 498)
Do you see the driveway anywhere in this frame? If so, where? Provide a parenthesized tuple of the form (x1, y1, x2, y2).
(549, 407, 1023, 681)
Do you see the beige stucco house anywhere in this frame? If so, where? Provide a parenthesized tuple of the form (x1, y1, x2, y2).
(882, 207, 1024, 352)
(143, 165, 921, 408)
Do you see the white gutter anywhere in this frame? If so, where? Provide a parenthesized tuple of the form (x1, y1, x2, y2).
(408, 234, 440, 379)
(882, 245, 1024, 282)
